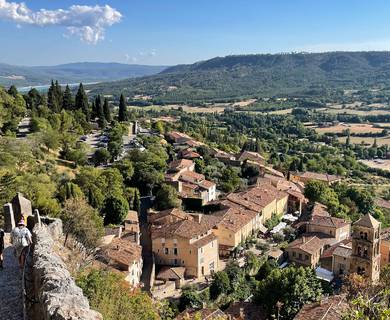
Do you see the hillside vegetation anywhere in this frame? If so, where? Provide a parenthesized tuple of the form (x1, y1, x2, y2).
(89, 51, 390, 103)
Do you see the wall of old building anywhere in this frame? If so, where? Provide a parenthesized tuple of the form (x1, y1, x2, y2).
(380, 239, 390, 268)
(26, 219, 102, 320)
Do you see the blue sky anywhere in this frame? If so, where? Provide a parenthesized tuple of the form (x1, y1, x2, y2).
(1, 0, 390, 66)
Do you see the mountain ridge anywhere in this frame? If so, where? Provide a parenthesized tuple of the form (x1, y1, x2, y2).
(0, 62, 168, 87)
(87, 51, 390, 102)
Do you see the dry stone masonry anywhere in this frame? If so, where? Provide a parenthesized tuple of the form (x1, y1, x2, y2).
(26, 218, 102, 320)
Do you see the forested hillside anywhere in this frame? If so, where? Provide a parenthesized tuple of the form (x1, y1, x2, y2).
(89, 51, 390, 103)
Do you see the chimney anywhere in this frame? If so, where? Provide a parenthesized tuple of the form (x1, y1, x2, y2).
(118, 226, 123, 239)
(195, 214, 202, 223)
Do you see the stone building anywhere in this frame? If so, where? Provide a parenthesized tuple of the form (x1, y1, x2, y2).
(380, 227, 390, 268)
(349, 214, 381, 282)
(150, 209, 220, 279)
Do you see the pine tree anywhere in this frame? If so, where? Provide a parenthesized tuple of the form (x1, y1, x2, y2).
(103, 98, 112, 123)
(75, 83, 90, 121)
(118, 94, 127, 122)
(62, 85, 74, 110)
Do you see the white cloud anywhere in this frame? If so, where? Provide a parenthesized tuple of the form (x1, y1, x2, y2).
(0, 0, 122, 44)
(125, 49, 157, 63)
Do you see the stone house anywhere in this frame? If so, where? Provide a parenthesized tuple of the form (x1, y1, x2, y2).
(306, 215, 351, 242)
(150, 209, 220, 279)
(286, 235, 325, 268)
(289, 171, 342, 185)
(102, 237, 143, 287)
(332, 244, 352, 277)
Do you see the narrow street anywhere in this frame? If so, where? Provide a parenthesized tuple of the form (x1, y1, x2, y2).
(0, 235, 23, 320)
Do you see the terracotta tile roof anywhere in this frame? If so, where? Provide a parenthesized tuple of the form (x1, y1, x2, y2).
(287, 235, 324, 255)
(237, 150, 265, 163)
(198, 179, 216, 189)
(176, 308, 227, 320)
(151, 211, 221, 240)
(309, 215, 349, 229)
(103, 237, 142, 268)
(185, 139, 204, 147)
(294, 295, 349, 320)
(180, 171, 206, 182)
(222, 185, 287, 213)
(166, 131, 192, 142)
(294, 171, 342, 183)
(149, 208, 188, 225)
(125, 210, 138, 223)
(333, 245, 352, 258)
(169, 159, 194, 171)
(354, 214, 380, 229)
(214, 207, 257, 232)
(287, 189, 307, 201)
(321, 239, 352, 259)
(157, 266, 185, 280)
(181, 150, 201, 159)
(192, 233, 217, 248)
(312, 203, 331, 217)
(224, 302, 267, 320)
(381, 227, 390, 241)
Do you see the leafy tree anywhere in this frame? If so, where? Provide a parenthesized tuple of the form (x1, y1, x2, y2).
(255, 266, 323, 319)
(244, 251, 262, 276)
(77, 269, 159, 320)
(113, 159, 134, 185)
(210, 271, 231, 299)
(62, 85, 74, 110)
(61, 198, 104, 248)
(255, 260, 278, 281)
(154, 184, 181, 210)
(92, 148, 111, 166)
(103, 194, 129, 225)
(179, 286, 203, 311)
(118, 94, 128, 122)
(108, 141, 122, 161)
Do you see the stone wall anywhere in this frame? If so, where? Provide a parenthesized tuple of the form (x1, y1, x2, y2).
(25, 218, 102, 320)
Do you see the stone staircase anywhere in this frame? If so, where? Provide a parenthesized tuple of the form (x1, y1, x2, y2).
(0, 234, 24, 320)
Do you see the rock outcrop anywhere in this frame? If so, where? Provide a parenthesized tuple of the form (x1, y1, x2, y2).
(26, 219, 102, 320)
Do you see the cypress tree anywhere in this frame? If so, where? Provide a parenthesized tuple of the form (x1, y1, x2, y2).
(75, 83, 90, 121)
(55, 80, 63, 109)
(7, 85, 18, 98)
(96, 95, 106, 128)
(47, 80, 56, 111)
(103, 98, 112, 123)
(118, 94, 127, 122)
(62, 85, 74, 110)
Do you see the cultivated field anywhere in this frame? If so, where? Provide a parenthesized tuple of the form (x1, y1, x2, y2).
(338, 136, 390, 146)
(359, 159, 390, 171)
(315, 123, 384, 134)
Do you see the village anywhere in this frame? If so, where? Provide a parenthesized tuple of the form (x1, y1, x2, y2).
(3, 116, 389, 320)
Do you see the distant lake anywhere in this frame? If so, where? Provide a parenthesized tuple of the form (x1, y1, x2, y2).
(17, 82, 99, 93)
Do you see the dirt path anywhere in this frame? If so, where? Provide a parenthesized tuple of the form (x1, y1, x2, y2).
(0, 235, 24, 320)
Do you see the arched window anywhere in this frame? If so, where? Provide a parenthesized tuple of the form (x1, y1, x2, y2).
(360, 231, 364, 239)
(363, 247, 368, 258)
(364, 232, 368, 240)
